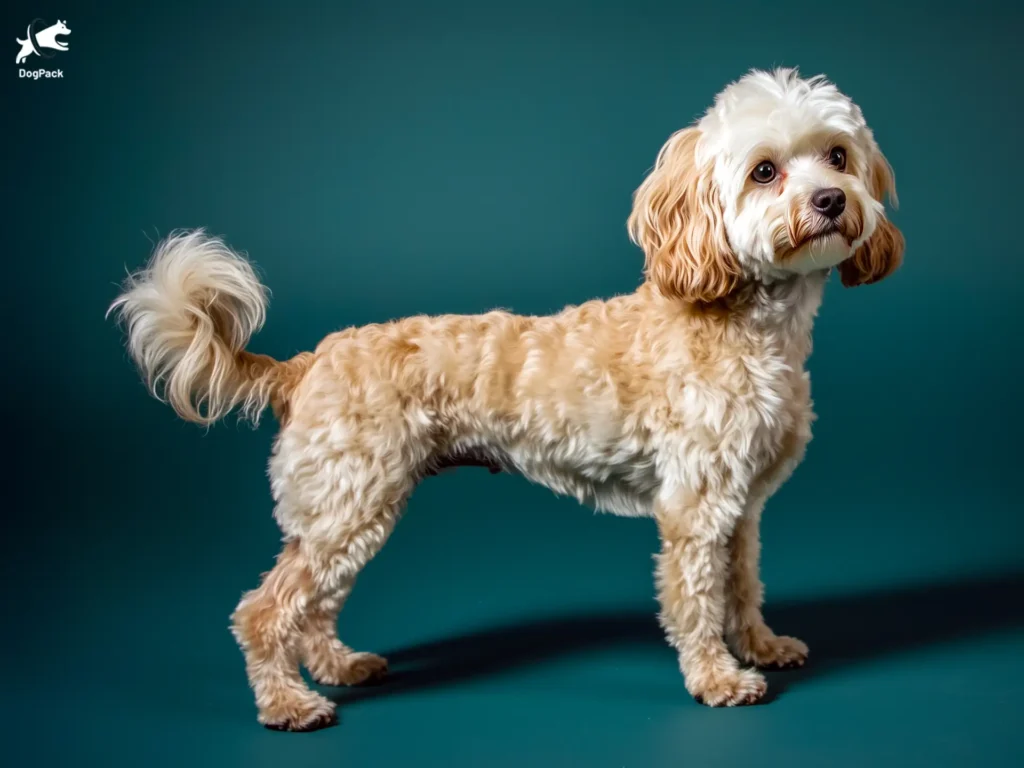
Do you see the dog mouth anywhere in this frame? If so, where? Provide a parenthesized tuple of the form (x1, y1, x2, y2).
(778, 225, 849, 263)
(797, 224, 847, 249)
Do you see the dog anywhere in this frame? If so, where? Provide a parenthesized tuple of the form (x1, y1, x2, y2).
(110, 68, 903, 730)
(15, 19, 70, 65)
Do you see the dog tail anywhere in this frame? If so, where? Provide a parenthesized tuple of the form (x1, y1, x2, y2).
(109, 230, 308, 426)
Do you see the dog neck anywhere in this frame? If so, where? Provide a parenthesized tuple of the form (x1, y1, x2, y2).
(738, 270, 828, 339)
(644, 270, 828, 363)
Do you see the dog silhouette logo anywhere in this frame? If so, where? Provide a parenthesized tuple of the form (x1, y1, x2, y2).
(16, 19, 70, 65)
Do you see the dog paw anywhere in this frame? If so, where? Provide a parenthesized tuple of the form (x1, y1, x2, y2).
(310, 651, 389, 687)
(738, 633, 808, 670)
(690, 667, 767, 707)
(341, 652, 390, 685)
(259, 691, 338, 733)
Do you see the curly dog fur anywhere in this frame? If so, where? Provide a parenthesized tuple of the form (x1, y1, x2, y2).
(110, 68, 903, 729)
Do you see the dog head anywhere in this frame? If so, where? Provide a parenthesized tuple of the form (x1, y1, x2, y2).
(628, 68, 903, 302)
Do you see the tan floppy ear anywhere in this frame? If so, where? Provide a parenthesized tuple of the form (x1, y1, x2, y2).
(627, 127, 741, 302)
(839, 150, 905, 287)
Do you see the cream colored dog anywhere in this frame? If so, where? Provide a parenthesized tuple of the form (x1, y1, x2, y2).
(110, 68, 903, 730)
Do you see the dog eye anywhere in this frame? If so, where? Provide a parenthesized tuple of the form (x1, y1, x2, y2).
(827, 147, 847, 171)
(751, 161, 776, 184)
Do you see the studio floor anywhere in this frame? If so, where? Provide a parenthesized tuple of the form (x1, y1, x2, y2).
(8, 447, 1022, 768)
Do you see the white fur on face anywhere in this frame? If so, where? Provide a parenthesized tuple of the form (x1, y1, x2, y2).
(697, 69, 887, 280)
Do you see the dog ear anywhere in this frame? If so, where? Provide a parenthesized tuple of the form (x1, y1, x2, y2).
(628, 127, 741, 303)
(839, 149, 905, 287)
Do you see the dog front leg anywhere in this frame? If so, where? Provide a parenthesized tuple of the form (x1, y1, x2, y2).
(726, 427, 810, 669)
(654, 484, 767, 706)
(726, 492, 808, 669)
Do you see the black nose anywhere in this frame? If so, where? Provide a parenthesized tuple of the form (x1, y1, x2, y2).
(811, 187, 846, 218)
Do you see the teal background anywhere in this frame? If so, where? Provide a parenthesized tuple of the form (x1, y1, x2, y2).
(4, 0, 1023, 765)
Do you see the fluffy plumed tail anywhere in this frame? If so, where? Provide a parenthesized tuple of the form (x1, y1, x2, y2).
(109, 230, 297, 426)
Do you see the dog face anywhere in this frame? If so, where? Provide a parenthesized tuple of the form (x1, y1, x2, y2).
(629, 69, 904, 302)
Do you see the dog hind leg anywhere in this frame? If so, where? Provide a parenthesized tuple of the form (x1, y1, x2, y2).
(233, 414, 418, 729)
(231, 489, 405, 731)
(230, 540, 339, 731)
(299, 574, 391, 688)
(293, 476, 409, 689)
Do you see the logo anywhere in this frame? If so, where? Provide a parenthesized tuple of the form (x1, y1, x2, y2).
(16, 18, 70, 79)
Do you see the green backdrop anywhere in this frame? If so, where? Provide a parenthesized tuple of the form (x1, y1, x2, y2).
(4, 0, 1022, 765)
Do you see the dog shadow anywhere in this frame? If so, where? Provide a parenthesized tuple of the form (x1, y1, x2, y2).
(330, 572, 1024, 707)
